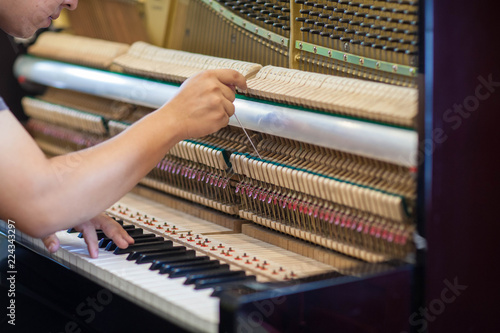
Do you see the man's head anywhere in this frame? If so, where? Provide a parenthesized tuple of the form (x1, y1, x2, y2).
(0, 0, 78, 38)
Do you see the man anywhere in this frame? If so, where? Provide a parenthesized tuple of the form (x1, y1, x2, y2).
(0, 0, 247, 257)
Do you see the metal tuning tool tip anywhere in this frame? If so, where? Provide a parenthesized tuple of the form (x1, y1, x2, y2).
(233, 113, 262, 160)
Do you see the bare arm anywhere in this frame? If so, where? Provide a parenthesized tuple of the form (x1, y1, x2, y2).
(0, 69, 247, 239)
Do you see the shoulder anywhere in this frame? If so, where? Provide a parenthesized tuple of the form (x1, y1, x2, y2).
(0, 96, 8, 111)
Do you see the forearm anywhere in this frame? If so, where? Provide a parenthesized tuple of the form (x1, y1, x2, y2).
(22, 109, 182, 237)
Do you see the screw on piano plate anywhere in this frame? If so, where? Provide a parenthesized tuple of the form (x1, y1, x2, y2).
(253, 257, 258, 261)
(196, 235, 201, 239)
(256, 264, 260, 268)
(376, 61, 381, 68)
(281, 38, 284, 45)
(163, 222, 168, 226)
(245, 259, 251, 264)
(290, 271, 296, 277)
(268, 32, 271, 39)
(228, 247, 233, 252)
(299, 42, 303, 49)
(272, 270, 278, 275)
(359, 58, 364, 65)
(263, 261, 268, 265)
(392, 64, 398, 72)
(180, 233, 185, 238)
(279, 267, 284, 271)
(235, 255, 241, 260)
(328, 50, 332, 57)
(243, 253, 248, 257)
(205, 238, 210, 243)
(172, 230, 176, 235)
(187, 231, 191, 236)
(343, 54, 347, 61)
(409, 68, 416, 76)
(218, 243, 224, 248)
(243, 22, 246, 27)
(313, 46, 317, 53)
(255, 27, 259, 33)
(211, 246, 216, 251)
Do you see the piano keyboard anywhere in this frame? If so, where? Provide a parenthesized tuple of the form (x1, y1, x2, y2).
(1, 193, 334, 333)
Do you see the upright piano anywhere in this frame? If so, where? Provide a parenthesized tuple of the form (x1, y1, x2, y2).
(1, 0, 499, 332)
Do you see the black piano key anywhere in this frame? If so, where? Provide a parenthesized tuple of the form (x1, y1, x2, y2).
(157, 256, 211, 272)
(111, 217, 124, 225)
(195, 275, 256, 290)
(124, 229, 144, 237)
(135, 247, 188, 264)
(169, 263, 227, 278)
(122, 225, 136, 230)
(85, 226, 142, 240)
(126, 246, 184, 261)
(105, 235, 155, 251)
(159, 258, 216, 275)
(98, 233, 153, 249)
(67, 228, 79, 233)
(113, 241, 173, 255)
(149, 251, 198, 270)
(106, 240, 160, 253)
(184, 267, 244, 285)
